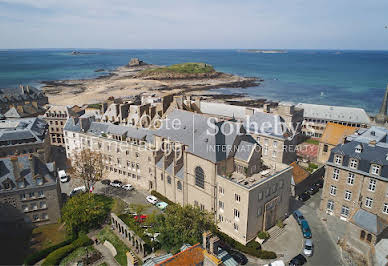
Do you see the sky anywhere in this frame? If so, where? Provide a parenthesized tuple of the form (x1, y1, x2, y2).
(0, 0, 387, 49)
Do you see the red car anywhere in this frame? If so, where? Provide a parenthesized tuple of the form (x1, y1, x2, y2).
(134, 215, 147, 223)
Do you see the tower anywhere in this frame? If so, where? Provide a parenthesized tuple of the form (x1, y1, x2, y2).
(375, 84, 388, 124)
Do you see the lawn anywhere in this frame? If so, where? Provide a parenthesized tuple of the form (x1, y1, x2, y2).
(31, 223, 68, 251)
(141, 62, 215, 75)
(59, 246, 96, 266)
(96, 226, 130, 266)
(305, 138, 319, 145)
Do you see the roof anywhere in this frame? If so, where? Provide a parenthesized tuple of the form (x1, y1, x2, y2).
(296, 103, 370, 124)
(320, 122, 357, 146)
(199, 101, 250, 119)
(216, 247, 238, 266)
(235, 140, 256, 162)
(0, 86, 47, 104)
(157, 243, 204, 266)
(0, 154, 57, 191)
(351, 209, 387, 235)
(245, 112, 286, 139)
(0, 118, 47, 144)
(143, 254, 173, 266)
(290, 162, 310, 184)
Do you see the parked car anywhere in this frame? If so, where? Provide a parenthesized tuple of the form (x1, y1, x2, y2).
(156, 201, 168, 210)
(134, 215, 147, 223)
(292, 210, 305, 225)
(300, 220, 312, 239)
(122, 184, 134, 191)
(58, 170, 69, 183)
(289, 254, 307, 266)
(101, 179, 110, 185)
(70, 186, 86, 197)
(298, 192, 310, 202)
(264, 260, 285, 266)
(146, 195, 158, 204)
(110, 180, 122, 188)
(303, 239, 313, 256)
(315, 179, 324, 188)
(229, 250, 248, 265)
(308, 185, 319, 195)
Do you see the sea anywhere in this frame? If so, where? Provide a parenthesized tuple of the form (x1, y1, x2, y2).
(1, 49, 388, 115)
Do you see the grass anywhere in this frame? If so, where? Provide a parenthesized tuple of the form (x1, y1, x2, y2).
(31, 223, 68, 251)
(88, 103, 102, 109)
(97, 226, 130, 266)
(141, 62, 215, 75)
(59, 246, 95, 266)
(305, 138, 319, 145)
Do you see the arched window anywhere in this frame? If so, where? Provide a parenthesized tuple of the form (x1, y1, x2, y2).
(177, 181, 182, 191)
(167, 176, 171, 184)
(366, 233, 372, 242)
(195, 167, 205, 189)
(360, 230, 366, 240)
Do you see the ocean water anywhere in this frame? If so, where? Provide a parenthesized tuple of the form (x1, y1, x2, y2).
(0, 49, 388, 114)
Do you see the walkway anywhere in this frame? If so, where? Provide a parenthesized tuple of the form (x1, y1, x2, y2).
(88, 230, 120, 266)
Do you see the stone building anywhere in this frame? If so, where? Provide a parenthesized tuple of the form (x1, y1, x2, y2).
(0, 85, 48, 114)
(320, 126, 388, 246)
(296, 103, 370, 138)
(0, 118, 50, 160)
(43, 105, 84, 147)
(317, 122, 357, 164)
(64, 109, 292, 245)
(0, 153, 61, 226)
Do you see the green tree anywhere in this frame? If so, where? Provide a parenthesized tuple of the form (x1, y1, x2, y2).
(153, 205, 216, 253)
(62, 194, 112, 236)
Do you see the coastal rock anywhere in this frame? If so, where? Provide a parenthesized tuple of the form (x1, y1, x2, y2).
(129, 58, 144, 67)
(95, 68, 105, 72)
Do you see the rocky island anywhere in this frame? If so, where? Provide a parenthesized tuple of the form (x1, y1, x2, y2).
(42, 59, 259, 105)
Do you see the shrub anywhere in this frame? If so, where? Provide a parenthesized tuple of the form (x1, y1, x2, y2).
(258, 250, 277, 259)
(42, 234, 92, 266)
(24, 238, 74, 265)
(257, 231, 270, 240)
(150, 190, 175, 206)
(217, 231, 261, 257)
(276, 220, 285, 228)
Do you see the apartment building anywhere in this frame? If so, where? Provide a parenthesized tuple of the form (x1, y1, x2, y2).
(44, 105, 85, 147)
(296, 103, 370, 138)
(0, 153, 61, 225)
(0, 118, 50, 160)
(320, 126, 388, 245)
(64, 110, 292, 245)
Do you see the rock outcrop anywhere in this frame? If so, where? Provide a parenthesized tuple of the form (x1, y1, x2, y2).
(128, 58, 144, 67)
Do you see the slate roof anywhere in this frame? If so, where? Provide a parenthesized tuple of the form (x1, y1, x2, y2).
(0, 118, 47, 144)
(216, 247, 238, 266)
(0, 155, 56, 191)
(244, 112, 286, 139)
(296, 103, 370, 124)
(199, 101, 249, 119)
(351, 209, 387, 235)
(235, 140, 256, 162)
(143, 253, 173, 266)
(0, 86, 45, 102)
(320, 122, 357, 146)
(154, 110, 251, 163)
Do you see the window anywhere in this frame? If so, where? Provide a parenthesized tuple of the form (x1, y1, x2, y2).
(29, 192, 35, 198)
(233, 223, 239, 231)
(272, 150, 277, 158)
(20, 194, 26, 200)
(263, 146, 268, 155)
(160, 174, 163, 180)
(273, 141, 278, 148)
(371, 165, 381, 175)
(279, 180, 284, 188)
(42, 213, 48, 220)
(40, 201, 47, 209)
(195, 167, 205, 189)
(341, 206, 349, 217)
(368, 179, 377, 192)
(218, 215, 224, 222)
(347, 173, 355, 185)
(167, 176, 171, 184)
(258, 192, 263, 201)
(330, 185, 337, 196)
(219, 186, 224, 195)
(344, 191, 352, 201)
(200, 204, 205, 211)
(17, 180, 25, 188)
(257, 207, 262, 216)
(177, 181, 182, 191)
(335, 155, 342, 165)
(33, 214, 39, 221)
(327, 200, 334, 211)
(36, 177, 43, 185)
(365, 197, 373, 208)
(22, 205, 28, 212)
(333, 169, 340, 180)
(257, 136, 260, 143)
(219, 201, 224, 211)
(349, 159, 358, 169)
(235, 193, 241, 202)
(234, 209, 240, 220)
(323, 144, 328, 152)
(383, 203, 388, 214)
(31, 203, 38, 210)
(355, 145, 362, 153)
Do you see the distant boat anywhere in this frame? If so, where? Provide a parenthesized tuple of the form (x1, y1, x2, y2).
(71, 51, 80, 55)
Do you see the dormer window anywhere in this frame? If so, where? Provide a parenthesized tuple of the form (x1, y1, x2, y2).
(335, 155, 343, 165)
(3, 181, 11, 190)
(17, 180, 25, 188)
(36, 177, 43, 185)
(349, 159, 358, 169)
(355, 145, 362, 153)
(371, 164, 381, 176)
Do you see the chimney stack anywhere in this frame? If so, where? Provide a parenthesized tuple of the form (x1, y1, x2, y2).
(10, 156, 21, 181)
(26, 85, 30, 94)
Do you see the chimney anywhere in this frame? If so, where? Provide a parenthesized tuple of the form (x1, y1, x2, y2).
(10, 156, 21, 181)
(369, 140, 377, 147)
(26, 85, 30, 94)
(16, 105, 23, 114)
(209, 236, 220, 256)
(29, 154, 35, 177)
(20, 85, 25, 94)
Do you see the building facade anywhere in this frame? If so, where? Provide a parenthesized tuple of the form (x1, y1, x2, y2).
(64, 110, 292, 244)
(0, 154, 61, 226)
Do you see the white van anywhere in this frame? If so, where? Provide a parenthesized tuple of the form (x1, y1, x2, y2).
(70, 186, 86, 197)
(58, 170, 69, 183)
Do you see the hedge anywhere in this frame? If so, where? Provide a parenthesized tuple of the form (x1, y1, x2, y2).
(150, 190, 175, 206)
(23, 238, 74, 265)
(42, 234, 93, 266)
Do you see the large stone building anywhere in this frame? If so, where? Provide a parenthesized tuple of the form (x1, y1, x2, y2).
(0, 153, 61, 226)
(64, 109, 292, 244)
(0, 118, 50, 160)
(44, 105, 84, 147)
(320, 126, 388, 245)
(296, 103, 370, 138)
(0, 85, 48, 114)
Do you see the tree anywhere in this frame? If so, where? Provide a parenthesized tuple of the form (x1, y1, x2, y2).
(62, 194, 112, 236)
(153, 205, 216, 254)
(68, 149, 105, 192)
